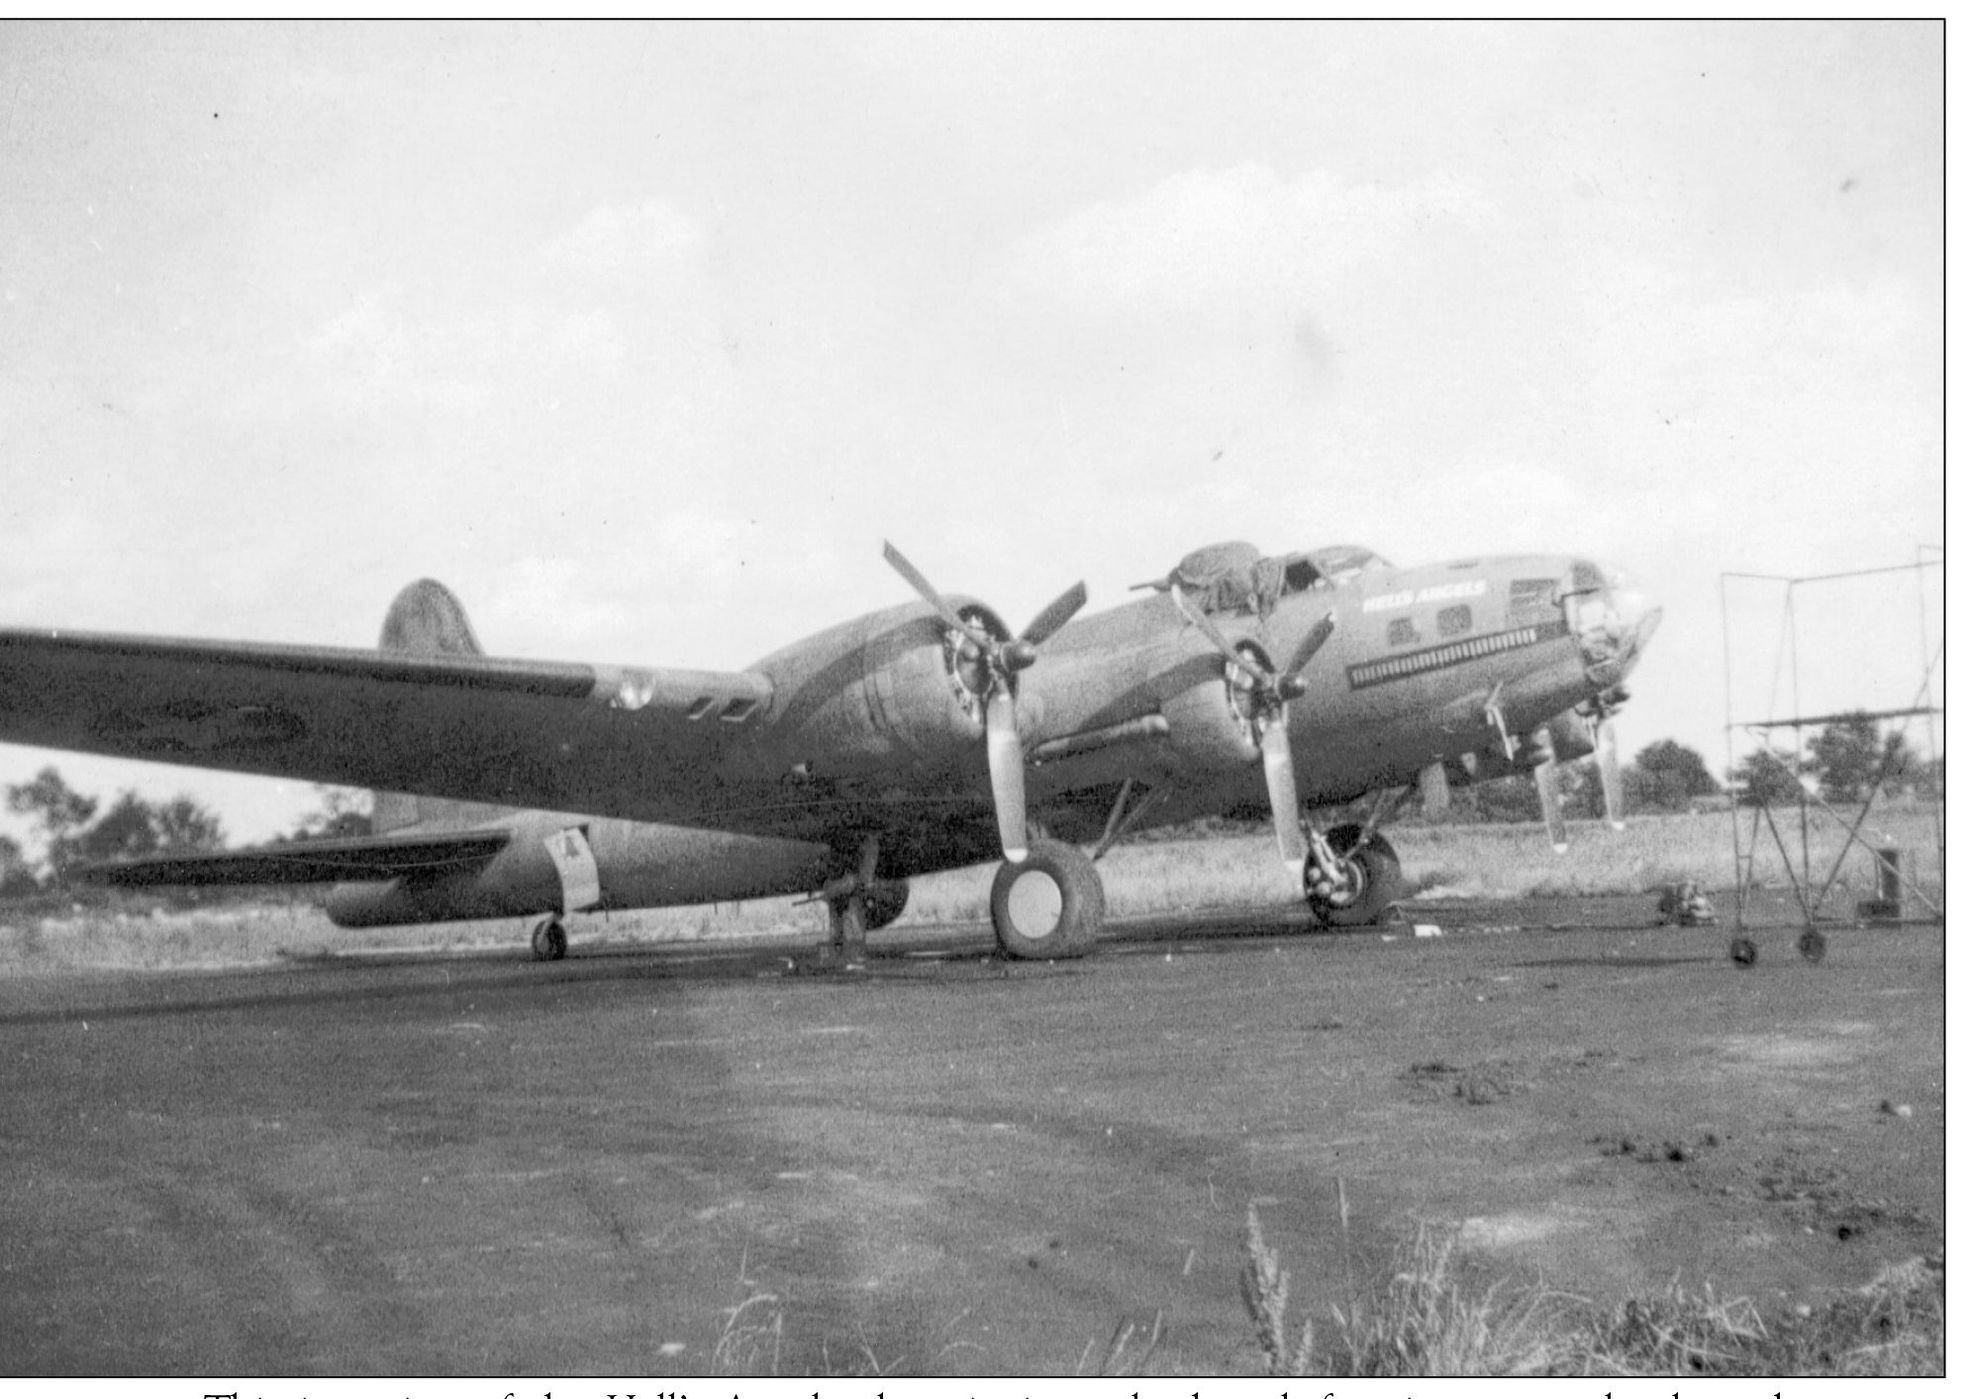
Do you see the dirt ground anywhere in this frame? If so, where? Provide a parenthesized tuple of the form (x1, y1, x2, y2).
(0, 896, 1944, 1376)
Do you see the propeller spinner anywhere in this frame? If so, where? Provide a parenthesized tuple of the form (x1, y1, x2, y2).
(882, 541, 1088, 863)
(1170, 589, 1336, 870)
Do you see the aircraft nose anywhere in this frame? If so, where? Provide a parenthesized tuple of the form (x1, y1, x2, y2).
(1570, 567, 1660, 686)
(1614, 586, 1662, 657)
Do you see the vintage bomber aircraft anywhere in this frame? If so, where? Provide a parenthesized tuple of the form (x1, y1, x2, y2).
(0, 541, 1658, 963)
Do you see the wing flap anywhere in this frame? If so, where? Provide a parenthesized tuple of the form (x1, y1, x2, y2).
(82, 828, 513, 887)
(0, 629, 773, 822)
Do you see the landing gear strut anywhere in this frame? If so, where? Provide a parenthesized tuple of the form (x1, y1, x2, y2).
(530, 915, 569, 962)
(1303, 822, 1402, 927)
(990, 838, 1105, 960)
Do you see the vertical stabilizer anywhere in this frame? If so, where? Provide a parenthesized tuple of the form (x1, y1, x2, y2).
(374, 579, 488, 833)
(379, 578, 485, 658)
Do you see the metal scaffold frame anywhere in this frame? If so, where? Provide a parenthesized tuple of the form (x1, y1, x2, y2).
(1718, 550, 1943, 962)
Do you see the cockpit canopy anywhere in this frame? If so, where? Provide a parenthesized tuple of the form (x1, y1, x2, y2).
(1151, 541, 1391, 617)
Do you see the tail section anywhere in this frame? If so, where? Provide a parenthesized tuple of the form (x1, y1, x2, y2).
(379, 577, 485, 658)
(373, 579, 494, 834)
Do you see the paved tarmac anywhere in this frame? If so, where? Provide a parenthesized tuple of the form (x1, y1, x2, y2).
(0, 901, 1943, 1375)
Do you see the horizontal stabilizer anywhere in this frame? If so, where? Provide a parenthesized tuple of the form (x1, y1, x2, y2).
(82, 828, 512, 887)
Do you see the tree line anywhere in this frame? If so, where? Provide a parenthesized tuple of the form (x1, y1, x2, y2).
(0, 770, 369, 896)
(1436, 711, 1937, 824)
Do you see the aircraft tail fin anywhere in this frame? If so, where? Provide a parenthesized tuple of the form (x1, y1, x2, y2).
(373, 580, 493, 834)
(379, 577, 485, 658)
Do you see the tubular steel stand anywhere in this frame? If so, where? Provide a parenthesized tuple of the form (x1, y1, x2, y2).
(1719, 556, 1943, 965)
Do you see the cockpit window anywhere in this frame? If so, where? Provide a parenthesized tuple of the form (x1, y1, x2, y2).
(1510, 579, 1559, 616)
(1304, 545, 1390, 582)
(1282, 557, 1324, 593)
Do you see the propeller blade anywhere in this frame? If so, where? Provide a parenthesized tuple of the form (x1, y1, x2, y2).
(1259, 718, 1307, 870)
(984, 685, 1028, 862)
(1533, 757, 1568, 853)
(1281, 611, 1337, 680)
(882, 540, 975, 638)
(1597, 716, 1625, 831)
(1418, 759, 1451, 815)
(1170, 588, 1271, 686)
(1020, 579, 1090, 648)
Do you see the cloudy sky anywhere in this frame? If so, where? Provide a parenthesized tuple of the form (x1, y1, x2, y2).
(0, 21, 1944, 848)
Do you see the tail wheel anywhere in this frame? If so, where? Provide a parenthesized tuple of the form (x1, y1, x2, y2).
(530, 915, 569, 962)
(1304, 823, 1402, 928)
(989, 838, 1105, 960)
(864, 879, 910, 932)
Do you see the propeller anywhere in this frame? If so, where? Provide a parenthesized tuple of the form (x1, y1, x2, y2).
(1594, 713, 1624, 831)
(1171, 589, 1336, 870)
(1532, 743, 1569, 854)
(882, 541, 1088, 863)
(1418, 760, 1452, 815)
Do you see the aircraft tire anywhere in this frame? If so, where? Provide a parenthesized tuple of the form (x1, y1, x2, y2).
(1306, 824, 1401, 928)
(864, 879, 910, 932)
(990, 839, 1104, 960)
(530, 916, 569, 962)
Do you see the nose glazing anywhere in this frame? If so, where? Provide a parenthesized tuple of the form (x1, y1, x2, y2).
(1570, 565, 1660, 686)
(1613, 586, 1663, 658)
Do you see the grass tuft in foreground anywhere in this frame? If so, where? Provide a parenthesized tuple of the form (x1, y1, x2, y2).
(1239, 1204, 1317, 1375)
(1240, 1207, 1943, 1378)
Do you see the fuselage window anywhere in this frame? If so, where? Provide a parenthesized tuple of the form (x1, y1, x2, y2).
(1510, 579, 1558, 616)
(1386, 617, 1419, 647)
(1437, 604, 1473, 638)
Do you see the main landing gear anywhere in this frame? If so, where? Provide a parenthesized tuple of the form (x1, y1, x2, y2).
(815, 835, 888, 970)
(529, 914, 569, 962)
(990, 837, 1105, 960)
(814, 876, 912, 970)
(1303, 822, 1402, 927)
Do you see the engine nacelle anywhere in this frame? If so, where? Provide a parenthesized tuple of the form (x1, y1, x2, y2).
(1543, 706, 1597, 764)
(324, 834, 565, 927)
(1456, 706, 1597, 783)
(1152, 642, 1271, 776)
(748, 599, 1015, 780)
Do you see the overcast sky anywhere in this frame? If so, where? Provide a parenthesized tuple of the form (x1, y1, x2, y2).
(0, 20, 1944, 849)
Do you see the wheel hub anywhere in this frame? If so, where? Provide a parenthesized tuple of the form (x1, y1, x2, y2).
(1307, 854, 1366, 910)
(1004, 867, 1064, 936)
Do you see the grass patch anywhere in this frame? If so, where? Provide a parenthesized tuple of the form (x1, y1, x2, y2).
(1239, 1206, 1944, 1377)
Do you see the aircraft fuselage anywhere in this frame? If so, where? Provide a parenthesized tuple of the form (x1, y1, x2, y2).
(326, 548, 1658, 929)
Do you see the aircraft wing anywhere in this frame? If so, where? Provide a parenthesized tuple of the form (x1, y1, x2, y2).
(0, 629, 773, 824)
(83, 827, 513, 886)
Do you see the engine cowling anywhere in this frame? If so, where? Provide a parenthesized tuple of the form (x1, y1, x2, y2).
(750, 599, 1020, 779)
(1457, 705, 1597, 783)
(1153, 640, 1273, 774)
